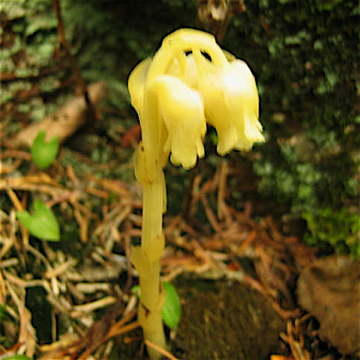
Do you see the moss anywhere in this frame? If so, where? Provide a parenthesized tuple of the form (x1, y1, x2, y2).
(304, 207, 360, 257)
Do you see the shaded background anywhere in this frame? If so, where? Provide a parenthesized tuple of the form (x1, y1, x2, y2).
(2, 0, 358, 256)
(0, 1, 359, 359)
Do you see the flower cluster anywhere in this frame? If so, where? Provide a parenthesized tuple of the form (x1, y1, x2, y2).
(128, 28, 264, 171)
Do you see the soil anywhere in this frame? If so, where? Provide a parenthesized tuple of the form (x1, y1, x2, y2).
(172, 278, 285, 360)
(109, 278, 285, 360)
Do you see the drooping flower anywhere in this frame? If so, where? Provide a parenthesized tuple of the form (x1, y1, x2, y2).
(193, 50, 265, 155)
(149, 75, 206, 169)
(128, 57, 152, 118)
(126, 29, 265, 360)
(128, 28, 264, 172)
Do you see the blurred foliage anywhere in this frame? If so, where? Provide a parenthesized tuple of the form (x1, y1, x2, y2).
(1, 0, 359, 255)
(303, 207, 360, 258)
(31, 130, 60, 169)
(61, 0, 196, 81)
(0, 0, 64, 126)
(223, 0, 359, 255)
(16, 199, 60, 241)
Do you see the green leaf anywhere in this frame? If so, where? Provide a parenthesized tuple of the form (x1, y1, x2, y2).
(131, 285, 140, 297)
(131, 282, 182, 329)
(2, 355, 33, 360)
(162, 282, 181, 329)
(16, 200, 60, 241)
(0, 304, 8, 321)
(31, 130, 60, 170)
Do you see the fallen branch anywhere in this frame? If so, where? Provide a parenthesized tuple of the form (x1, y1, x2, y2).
(12, 81, 107, 148)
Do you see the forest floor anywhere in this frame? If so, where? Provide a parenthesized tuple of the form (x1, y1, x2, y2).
(1, 2, 359, 358)
(1, 97, 359, 359)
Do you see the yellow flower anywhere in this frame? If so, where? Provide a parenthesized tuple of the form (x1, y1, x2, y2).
(126, 29, 266, 360)
(193, 50, 265, 155)
(149, 75, 206, 169)
(128, 28, 264, 174)
(128, 57, 152, 118)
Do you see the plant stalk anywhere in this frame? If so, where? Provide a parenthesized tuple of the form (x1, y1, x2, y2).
(131, 164, 166, 359)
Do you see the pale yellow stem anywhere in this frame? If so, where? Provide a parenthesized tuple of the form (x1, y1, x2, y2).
(129, 28, 262, 359)
(131, 29, 230, 360)
(131, 167, 167, 359)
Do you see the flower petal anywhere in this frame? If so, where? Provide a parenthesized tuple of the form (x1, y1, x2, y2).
(149, 75, 206, 169)
(195, 53, 264, 154)
(128, 57, 152, 116)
